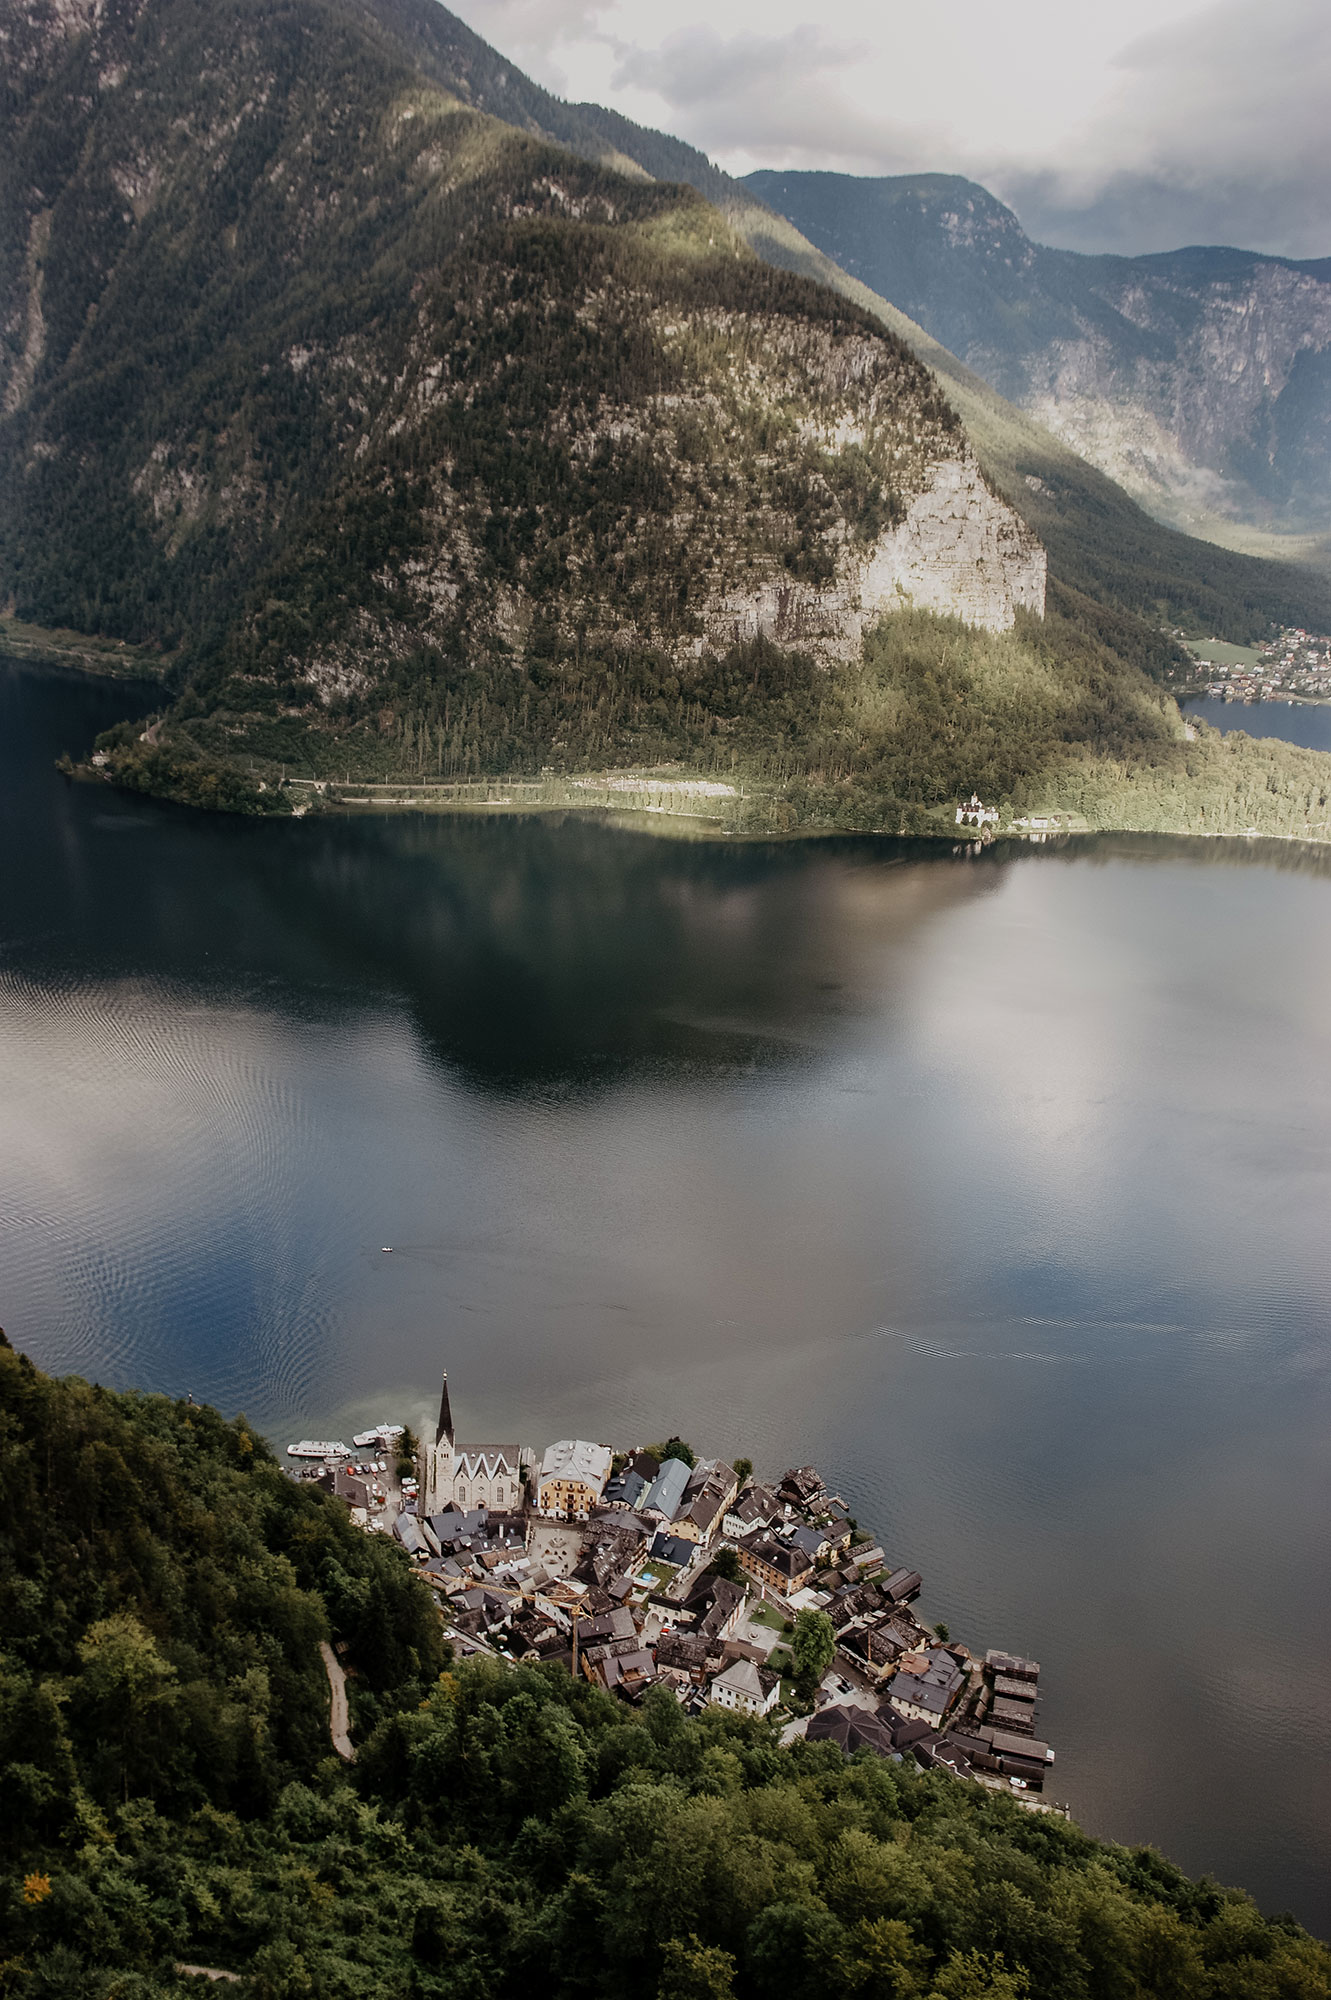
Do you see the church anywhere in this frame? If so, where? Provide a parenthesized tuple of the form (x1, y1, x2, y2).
(419, 1373, 533, 1516)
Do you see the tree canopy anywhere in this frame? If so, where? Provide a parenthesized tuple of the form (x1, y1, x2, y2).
(2, 1341, 1328, 1998)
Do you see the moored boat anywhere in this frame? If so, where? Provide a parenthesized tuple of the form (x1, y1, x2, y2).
(287, 1439, 351, 1458)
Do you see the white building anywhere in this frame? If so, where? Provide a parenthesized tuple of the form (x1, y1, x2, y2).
(709, 1657, 779, 1716)
(536, 1439, 613, 1519)
(451, 1446, 526, 1513)
(419, 1373, 533, 1516)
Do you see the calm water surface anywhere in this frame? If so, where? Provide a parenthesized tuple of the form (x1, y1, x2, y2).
(4, 658, 1330, 1931)
(1185, 690, 1331, 751)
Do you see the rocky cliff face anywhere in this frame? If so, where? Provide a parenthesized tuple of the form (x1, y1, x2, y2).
(711, 455, 1044, 650)
(746, 170, 1331, 543)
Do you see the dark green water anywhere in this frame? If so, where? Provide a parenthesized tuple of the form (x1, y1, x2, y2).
(3, 657, 1330, 1930)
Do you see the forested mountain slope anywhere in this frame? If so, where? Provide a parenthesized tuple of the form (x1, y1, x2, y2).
(745, 171, 1331, 548)
(4, 1338, 1331, 1997)
(0, 0, 1027, 706)
(4, 0, 1331, 837)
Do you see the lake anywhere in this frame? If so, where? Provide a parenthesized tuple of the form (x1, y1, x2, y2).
(4, 655, 1330, 1933)
(1185, 691, 1331, 752)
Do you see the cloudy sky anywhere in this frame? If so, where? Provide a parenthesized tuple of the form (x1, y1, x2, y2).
(450, 0, 1329, 259)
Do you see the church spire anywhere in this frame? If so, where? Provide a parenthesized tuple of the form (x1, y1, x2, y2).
(436, 1372, 454, 1448)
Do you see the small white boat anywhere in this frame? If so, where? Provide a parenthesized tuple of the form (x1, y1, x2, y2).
(287, 1439, 351, 1459)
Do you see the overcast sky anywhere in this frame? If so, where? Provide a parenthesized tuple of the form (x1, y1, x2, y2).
(449, 0, 1329, 259)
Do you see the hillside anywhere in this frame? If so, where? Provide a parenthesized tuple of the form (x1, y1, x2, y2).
(522, 101, 1331, 640)
(5, 0, 1331, 838)
(744, 171, 1331, 552)
(4, 1338, 1331, 1997)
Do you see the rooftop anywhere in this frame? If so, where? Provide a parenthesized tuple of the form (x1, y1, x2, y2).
(539, 1439, 613, 1487)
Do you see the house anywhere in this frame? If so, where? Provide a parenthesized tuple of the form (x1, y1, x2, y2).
(687, 1574, 746, 1646)
(575, 1518, 647, 1588)
(394, 1512, 429, 1559)
(646, 1529, 696, 1571)
(779, 1466, 828, 1511)
(639, 1455, 692, 1524)
(828, 1580, 888, 1631)
(889, 1648, 964, 1725)
(723, 1483, 781, 1539)
(420, 1372, 533, 1515)
(537, 1439, 614, 1519)
(883, 1568, 923, 1604)
(787, 1524, 830, 1566)
(576, 1605, 638, 1648)
(737, 1531, 815, 1596)
(990, 1697, 1037, 1736)
(985, 1650, 1039, 1683)
(535, 1578, 589, 1629)
(846, 1544, 886, 1575)
(837, 1625, 902, 1682)
(991, 1672, 1038, 1704)
(709, 1657, 780, 1716)
(973, 1726, 1054, 1788)
(596, 1647, 658, 1697)
(655, 1631, 710, 1681)
(671, 1459, 738, 1544)
(806, 1705, 898, 1759)
(601, 1466, 650, 1511)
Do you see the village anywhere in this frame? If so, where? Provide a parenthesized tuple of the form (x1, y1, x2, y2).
(1189, 625, 1331, 703)
(288, 1378, 1060, 1807)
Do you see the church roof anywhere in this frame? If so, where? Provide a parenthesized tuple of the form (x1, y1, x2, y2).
(436, 1373, 454, 1448)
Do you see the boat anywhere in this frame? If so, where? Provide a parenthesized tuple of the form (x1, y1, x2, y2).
(353, 1423, 404, 1447)
(287, 1439, 351, 1459)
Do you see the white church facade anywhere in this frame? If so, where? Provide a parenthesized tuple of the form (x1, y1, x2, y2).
(420, 1374, 533, 1516)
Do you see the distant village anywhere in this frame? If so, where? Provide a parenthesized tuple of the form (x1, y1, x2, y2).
(1191, 625, 1331, 703)
(288, 1377, 1059, 1806)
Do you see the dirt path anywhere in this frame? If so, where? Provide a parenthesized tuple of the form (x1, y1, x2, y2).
(320, 1640, 355, 1762)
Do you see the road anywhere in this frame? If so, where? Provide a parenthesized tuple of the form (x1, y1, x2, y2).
(320, 1640, 355, 1761)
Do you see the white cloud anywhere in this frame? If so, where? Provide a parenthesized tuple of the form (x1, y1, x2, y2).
(445, 0, 1330, 257)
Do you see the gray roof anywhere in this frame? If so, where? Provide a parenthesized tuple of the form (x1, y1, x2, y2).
(539, 1439, 612, 1490)
(641, 1455, 692, 1519)
(394, 1513, 427, 1555)
(713, 1657, 765, 1700)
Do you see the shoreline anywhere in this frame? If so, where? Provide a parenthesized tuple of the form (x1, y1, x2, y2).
(0, 619, 171, 682)
(290, 1413, 1064, 1807)
(67, 753, 1331, 851)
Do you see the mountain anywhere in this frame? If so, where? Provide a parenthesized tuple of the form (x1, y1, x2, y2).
(5, 1338, 1331, 1996)
(744, 171, 1331, 550)
(5, 0, 1331, 840)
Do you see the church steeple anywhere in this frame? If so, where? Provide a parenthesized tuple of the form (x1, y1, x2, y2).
(436, 1372, 454, 1449)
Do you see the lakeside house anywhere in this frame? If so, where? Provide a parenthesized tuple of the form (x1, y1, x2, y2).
(536, 1439, 614, 1519)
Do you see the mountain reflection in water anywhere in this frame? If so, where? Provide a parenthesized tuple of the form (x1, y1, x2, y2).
(3, 656, 1331, 1935)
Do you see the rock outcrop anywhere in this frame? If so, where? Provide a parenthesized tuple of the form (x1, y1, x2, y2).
(710, 453, 1044, 652)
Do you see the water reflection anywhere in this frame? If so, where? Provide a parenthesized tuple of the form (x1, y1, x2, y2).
(3, 658, 1331, 1934)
